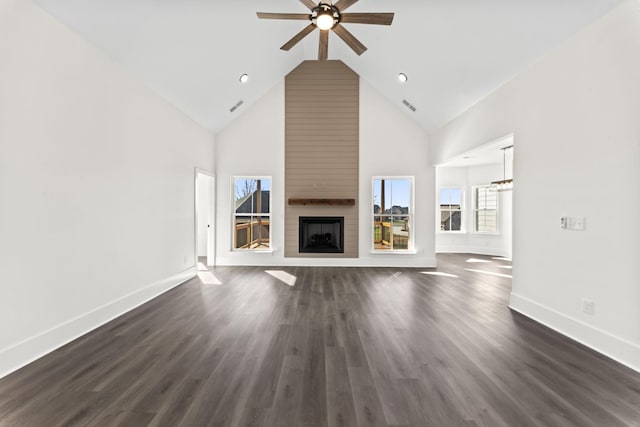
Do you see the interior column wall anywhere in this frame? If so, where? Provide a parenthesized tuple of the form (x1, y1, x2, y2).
(430, 0, 640, 370)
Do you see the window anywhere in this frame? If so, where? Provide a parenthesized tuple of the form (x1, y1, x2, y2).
(474, 186, 497, 233)
(439, 187, 463, 232)
(372, 177, 413, 251)
(233, 177, 271, 250)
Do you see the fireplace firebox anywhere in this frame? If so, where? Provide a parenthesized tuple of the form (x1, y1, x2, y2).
(299, 217, 344, 253)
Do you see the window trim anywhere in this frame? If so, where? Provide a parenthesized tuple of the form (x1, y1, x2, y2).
(438, 186, 465, 233)
(371, 176, 415, 253)
(472, 184, 499, 235)
(231, 176, 272, 251)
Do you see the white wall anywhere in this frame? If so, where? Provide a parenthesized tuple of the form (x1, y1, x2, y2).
(0, 0, 215, 377)
(436, 164, 512, 257)
(431, 0, 640, 371)
(360, 80, 435, 267)
(215, 82, 286, 266)
(215, 77, 435, 267)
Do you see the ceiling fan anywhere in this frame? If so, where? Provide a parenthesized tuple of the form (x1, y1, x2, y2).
(257, 0, 394, 60)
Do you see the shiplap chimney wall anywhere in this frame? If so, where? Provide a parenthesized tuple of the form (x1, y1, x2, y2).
(285, 61, 359, 258)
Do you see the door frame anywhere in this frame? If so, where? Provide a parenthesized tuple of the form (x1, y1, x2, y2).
(195, 168, 216, 267)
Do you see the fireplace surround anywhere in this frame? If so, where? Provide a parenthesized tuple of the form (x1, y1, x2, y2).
(299, 216, 344, 253)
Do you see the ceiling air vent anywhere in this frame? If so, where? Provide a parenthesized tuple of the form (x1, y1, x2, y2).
(229, 100, 244, 113)
(402, 99, 417, 112)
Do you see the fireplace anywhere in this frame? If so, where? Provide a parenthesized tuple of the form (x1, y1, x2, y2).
(299, 216, 344, 253)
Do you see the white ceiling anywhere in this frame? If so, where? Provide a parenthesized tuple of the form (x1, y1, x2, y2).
(438, 134, 513, 167)
(33, 0, 623, 133)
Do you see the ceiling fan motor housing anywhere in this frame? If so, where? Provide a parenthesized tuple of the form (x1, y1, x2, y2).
(312, 3, 341, 29)
(257, 0, 394, 59)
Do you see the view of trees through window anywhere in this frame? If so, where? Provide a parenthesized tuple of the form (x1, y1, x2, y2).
(233, 178, 271, 250)
(440, 188, 463, 231)
(373, 178, 412, 250)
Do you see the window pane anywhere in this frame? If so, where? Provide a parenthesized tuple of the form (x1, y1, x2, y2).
(440, 210, 452, 231)
(439, 187, 463, 232)
(392, 216, 410, 250)
(474, 186, 497, 233)
(250, 216, 270, 249)
(234, 216, 251, 249)
(389, 179, 410, 215)
(234, 178, 271, 250)
(440, 210, 462, 231)
(450, 211, 462, 231)
(234, 216, 270, 250)
(374, 215, 392, 250)
(373, 178, 412, 251)
(255, 179, 270, 214)
(439, 188, 451, 206)
(476, 210, 497, 233)
(449, 188, 462, 206)
(235, 179, 256, 214)
(476, 187, 497, 210)
(235, 178, 270, 215)
(441, 188, 462, 209)
(373, 179, 382, 214)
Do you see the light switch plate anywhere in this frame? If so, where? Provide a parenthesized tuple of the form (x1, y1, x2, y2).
(561, 216, 586, 231)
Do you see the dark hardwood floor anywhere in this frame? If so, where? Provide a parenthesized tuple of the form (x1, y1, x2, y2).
(1, 254, 640, 426)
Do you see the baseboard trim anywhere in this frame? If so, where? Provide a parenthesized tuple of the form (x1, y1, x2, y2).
(214, 256, 437, 268)
(0, 267, 196, 380)
(436, 246, 510, 257)
(509, 292, 640, 373)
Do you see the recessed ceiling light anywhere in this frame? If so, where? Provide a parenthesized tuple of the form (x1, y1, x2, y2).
(398, 73, 408, 83)
(239, 74, 249, 83)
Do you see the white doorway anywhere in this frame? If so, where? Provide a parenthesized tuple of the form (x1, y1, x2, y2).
(434, 134, 513, 258)
(196, 170, 215, 267)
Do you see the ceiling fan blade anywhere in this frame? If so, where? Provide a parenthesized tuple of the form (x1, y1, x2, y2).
(340, 13, 394, 25)
(281, 23, 316, 51)
(257, 12, 310, 20)
(299, 0, 317, 10)
(334, 0, 360, 12)
(332, 24, 367, 55)
(318, 30, 329, 60)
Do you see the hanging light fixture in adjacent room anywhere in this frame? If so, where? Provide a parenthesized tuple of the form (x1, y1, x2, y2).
(491, 145, 514, 191)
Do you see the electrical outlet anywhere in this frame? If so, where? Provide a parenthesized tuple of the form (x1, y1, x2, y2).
(582, 298, 595, 315)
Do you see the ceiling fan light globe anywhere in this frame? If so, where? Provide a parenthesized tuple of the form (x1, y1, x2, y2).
(316, 14, 335, 30)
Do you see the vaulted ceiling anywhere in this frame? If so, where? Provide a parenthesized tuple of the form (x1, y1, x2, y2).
(33, 0, 623, 133)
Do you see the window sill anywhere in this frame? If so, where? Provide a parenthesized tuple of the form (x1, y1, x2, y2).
(370, 250, 417, 255)
(232, 249, 274, 253)
(437, 231, 466, 235)
(470, 232, 500, 237)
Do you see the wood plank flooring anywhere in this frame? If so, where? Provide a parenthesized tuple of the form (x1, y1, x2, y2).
(1, 254, 640, 426)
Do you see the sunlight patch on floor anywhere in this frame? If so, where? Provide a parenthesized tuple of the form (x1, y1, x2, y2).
(197, 271, 222, 285)
(497, 265, 513, 270)
(466, 258, 492, 263)
(197, 262, 208, 271)
(420, 271, 459, 278)
(265, 270, 297, 287)
(492, 257, 512, 262)
(465, 268, 512, 279)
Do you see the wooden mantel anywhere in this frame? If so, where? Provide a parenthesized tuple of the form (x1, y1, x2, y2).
(288, 198, 356, 206)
